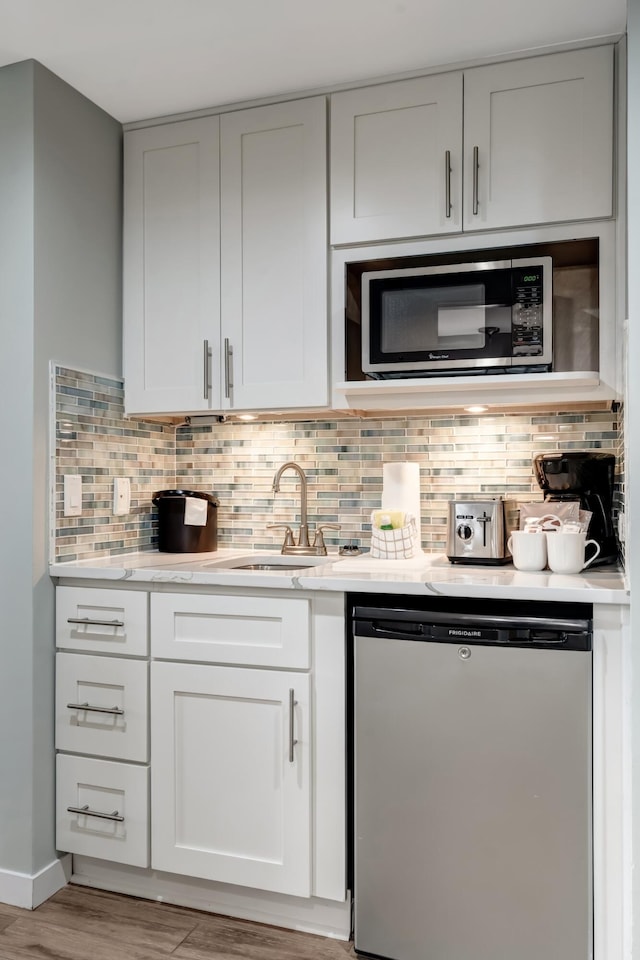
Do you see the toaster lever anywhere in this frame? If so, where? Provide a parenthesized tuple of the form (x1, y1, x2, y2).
(476, 511, 491, 547)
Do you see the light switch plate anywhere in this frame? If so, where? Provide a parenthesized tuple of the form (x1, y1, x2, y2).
(63, 475, 83, 517)
(113, 477, 131, 516)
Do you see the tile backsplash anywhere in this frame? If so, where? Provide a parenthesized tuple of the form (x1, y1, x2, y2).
(53, 366, 624, 562)
(54, 366, 175, 560)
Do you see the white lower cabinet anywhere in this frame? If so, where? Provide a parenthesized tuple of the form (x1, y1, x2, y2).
(55, 584, 346, 910)
(55, 585, 151, 867)
(151, 661, 311, 896)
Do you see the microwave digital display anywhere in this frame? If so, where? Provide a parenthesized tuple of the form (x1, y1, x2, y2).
(361, 257, 552, 378)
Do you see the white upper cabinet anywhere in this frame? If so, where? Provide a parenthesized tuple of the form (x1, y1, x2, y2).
(220, 97, 328, 411)
(123, 118, 221, 414)
(463, 46, 614, 232)
(330, 74, 463, 244)
(330, 46, 614, 245)
(123, 98, 328, 417)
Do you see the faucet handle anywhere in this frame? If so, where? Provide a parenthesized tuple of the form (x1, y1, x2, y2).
(267, 524, 295, 550)
(312, 524, 341, 552)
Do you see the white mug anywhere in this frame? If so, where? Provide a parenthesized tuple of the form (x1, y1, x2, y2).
(545, 531, 601, 574)
(507, 530, 547, 571)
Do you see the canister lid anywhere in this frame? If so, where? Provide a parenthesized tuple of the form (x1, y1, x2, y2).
(152, 489, 219, 506)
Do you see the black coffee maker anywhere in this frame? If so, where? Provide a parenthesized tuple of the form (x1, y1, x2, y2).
(533, 451, 618, 566)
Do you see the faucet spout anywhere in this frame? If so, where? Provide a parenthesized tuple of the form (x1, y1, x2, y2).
(272, 461, 310, 548)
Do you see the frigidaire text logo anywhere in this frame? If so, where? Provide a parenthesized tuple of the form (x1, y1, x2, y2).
(448, 628, 482, 638)
(429, 353, 449, 360)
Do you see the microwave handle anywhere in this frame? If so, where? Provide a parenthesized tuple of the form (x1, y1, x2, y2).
(472, 145, 479, 216)
(445, 150, 452, 219)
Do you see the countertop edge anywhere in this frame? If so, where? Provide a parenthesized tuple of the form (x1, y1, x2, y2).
(49, 551, 630, 606)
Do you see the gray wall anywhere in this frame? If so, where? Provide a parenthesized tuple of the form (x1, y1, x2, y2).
(0, 59, 121, 877)
(628, 1, 640, 954)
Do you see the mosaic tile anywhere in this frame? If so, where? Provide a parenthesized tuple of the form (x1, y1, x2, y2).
(54, 366, 624, 559)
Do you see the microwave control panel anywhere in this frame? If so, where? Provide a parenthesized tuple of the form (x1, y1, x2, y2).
(512, 266, 544, 357)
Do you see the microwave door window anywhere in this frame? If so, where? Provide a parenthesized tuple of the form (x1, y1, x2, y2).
(380, 290, 441, 354)
(379, 284, 510, 358)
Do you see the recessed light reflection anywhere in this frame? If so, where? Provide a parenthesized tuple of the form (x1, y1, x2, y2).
(464, 405, 489, 414)
(237, 414, 257, 421)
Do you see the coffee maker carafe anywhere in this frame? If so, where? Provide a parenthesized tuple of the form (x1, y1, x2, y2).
(533, 451, 618, 566)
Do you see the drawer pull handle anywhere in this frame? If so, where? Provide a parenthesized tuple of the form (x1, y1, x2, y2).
(67, 702, 125, 716)
(289, 688, 298, 763)
(67, 617, 125, 628)
(67, 804, 124, 823)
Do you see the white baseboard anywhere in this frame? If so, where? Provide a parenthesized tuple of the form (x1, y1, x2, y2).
(71, 856, 351, 940)
(0, 855, 71, 909)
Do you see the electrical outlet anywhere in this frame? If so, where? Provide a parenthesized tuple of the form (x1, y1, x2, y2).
(63, 475, 83, 517)
(113, 477, 131, 516)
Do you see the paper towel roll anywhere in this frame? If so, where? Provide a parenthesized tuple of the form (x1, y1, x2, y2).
(381, 461, 422, 549)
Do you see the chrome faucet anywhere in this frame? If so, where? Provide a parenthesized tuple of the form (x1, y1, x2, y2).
(269, 461, 340, 556)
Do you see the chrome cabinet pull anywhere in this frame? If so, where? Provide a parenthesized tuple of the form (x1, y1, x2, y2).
(203, 339, 211, 400)
(472, 145, 479, 215)
(67, 804, 124, 823)
(445, 150, 452, 218)
(67, 702, 125, 716)
(224, 338, 233, 399)
(289, 688, 298, 763)
(67, 617, 125, 628)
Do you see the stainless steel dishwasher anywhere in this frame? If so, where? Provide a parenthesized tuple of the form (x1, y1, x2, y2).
(350, 594, 592, 960)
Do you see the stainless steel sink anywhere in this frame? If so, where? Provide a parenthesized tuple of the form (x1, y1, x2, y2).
(232, 562, 319, 571)
(204, 554, 334, 571)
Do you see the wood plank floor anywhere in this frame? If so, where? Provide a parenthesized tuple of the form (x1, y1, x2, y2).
(0, 885, 357, 959)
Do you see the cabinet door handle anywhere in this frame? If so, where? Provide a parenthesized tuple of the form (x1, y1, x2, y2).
(288, 688, 298, 763)
(67, 617, 125, 628)
(67, 702, 125, 716)
(472, 145, 479, 215)
(224, 338, 234, 399)
(445, 150, 452, 218)
(203, 339, 211, 400)
(67, 804, 124, 823)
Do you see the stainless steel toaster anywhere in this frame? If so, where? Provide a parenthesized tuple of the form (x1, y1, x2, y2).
(446, 499, 511, 564)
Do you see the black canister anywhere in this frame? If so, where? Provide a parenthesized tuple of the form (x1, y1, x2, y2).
(152, 489, 219, 553)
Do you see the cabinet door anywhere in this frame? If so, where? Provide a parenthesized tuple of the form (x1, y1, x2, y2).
(220, 97, 328, 410)
(463, 46, 614, 231)
(123, 117, 221, 414)
(151, 661, 311, 896)
(330, 74, 463, 244)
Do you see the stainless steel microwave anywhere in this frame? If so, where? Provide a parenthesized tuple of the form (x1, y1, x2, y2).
(361, 257, 553, 377)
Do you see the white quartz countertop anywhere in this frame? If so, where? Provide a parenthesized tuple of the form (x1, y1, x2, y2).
(49, 548, 629, 605)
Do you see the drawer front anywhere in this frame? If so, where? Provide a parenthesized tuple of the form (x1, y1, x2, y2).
(151, 593, 310, 668)
(56, 754, 149, 867)
(56, 653, 148, 762)
(56, 587, 148, 656)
